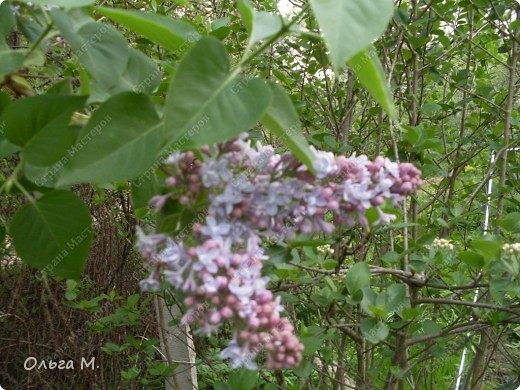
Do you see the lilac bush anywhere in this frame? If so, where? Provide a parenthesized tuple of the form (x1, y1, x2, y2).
(136, 134, 422, 370)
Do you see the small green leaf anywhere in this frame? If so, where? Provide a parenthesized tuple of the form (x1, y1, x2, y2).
(345, 262, 371, 295)
(95, 7, 201, 55)
(131, 173, 159, 209)
(309, 0, 394, 70)
(261, 82, 316, 171)
(121, 367, 140, 380)
(422, 103, 442, 115)
(348, 47, 397, 121)
(228, 369, 257, 390)
(0, 222, 5, 247)
(471, 238, 502, 263)
(238, 1, 282, 46)
(360, 318, 389, 344)
(458, 250, 485, 269)
(163, 37, 272, 148)
(499, 212, 520, 233)
(293, 358, 313, 379)
(420, 319, 441, 336)
(9, 190, 93, 279)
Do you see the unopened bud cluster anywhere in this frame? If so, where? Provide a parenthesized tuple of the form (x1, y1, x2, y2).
(427, 238, 454, 251)
(137, 134, 421, 370)
(503, 243, 520, 255)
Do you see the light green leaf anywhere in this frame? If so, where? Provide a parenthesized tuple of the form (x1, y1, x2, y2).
(9, 190, 93, 279)
(51, 9, 129, 88)
(471, 238, 502, 263)
(95, 7, 201, 55)
(348, 47, 397, 121)
(0, 50, 25, 79)
(422, 103, 442, 115)
(309, 0, 394, 70)
(499, 212, 520, 233)
(163, 37, 272, 147)
(237, 0, 283, 46)
(458, 251, 485, 270)
(56, 92, 162, 186)
(345, 262, 371, 295)
(261, 82, 315, 171)
(360, 318, 389, 344)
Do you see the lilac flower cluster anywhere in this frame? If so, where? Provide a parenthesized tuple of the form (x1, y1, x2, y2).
(137, 134, 422, 370)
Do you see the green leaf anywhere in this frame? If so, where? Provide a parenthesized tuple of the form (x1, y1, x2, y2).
(422, 103, 442, 115)
(0, 2, 15, 41)
(163, 37, 272, 147)
(9, 190, 93, 279)
(56, 93, 162, 186)
(121, 367, 140, 380)
(0, 222, 5, 247)
(499, 212, 520, 233)
(348, 47, 397, 121)
(51, 9, 129, 88)
(238, 1, 282, 46)
(261, 82, 315, 171)
(309, 0, 394, 70)
(131, 174, 159, 209)
(1, 95, 86, 166)
(360, 318, 389, 344)
(458, 250, 485, 269)
(0, 91, 19, 158)
(90, 47, 161, 102)
(345, 262, 371, 295)
(0, 50, 25, 79)
(386, 283, 408, 314)
(19, 0, 95, 6)
(420, 319, 441, 336)
(95, 7, 201, 55)
(228, 369, 258, 390)
(471, 238, 502, 263)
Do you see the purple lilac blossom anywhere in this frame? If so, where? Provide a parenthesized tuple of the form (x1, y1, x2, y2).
(136, 134, 422, 370)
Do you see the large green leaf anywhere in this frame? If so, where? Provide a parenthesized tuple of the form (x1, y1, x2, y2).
(56, 92, 162, 186)
(261, 82, 315, 171)
(348, 47, 397, 121)
(9, 190, 93, 279)
(0, 95, 86, 165)
(51, 9, 129, 88)
(2, 95, 86, 166)
(0, 91, 19, 157)
(0, 2, 15, 43)
(163, 37, 272, 147)
(345, 262, 371, 295)
(95, 7, 201, 55)
(309, 0, 394, 70)
(90, 47, 161, 102)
